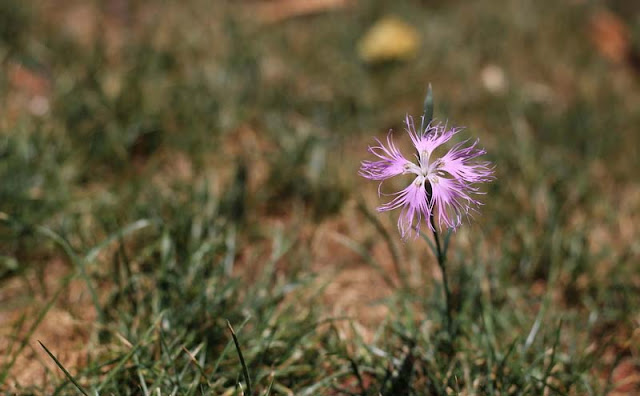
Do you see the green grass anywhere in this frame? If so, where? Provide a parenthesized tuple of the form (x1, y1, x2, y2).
(1, 0, 639, 394)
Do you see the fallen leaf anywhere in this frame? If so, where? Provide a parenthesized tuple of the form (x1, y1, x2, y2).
(607, 358, 640, 396)
(480, 64, 508, 94)
(589, 10, 630, 64)
(248, 0, 352, 24)
(8, 63, 50, 96)
(357, 16, 420, 64)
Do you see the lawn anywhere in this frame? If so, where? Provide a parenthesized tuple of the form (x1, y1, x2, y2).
(1, 0, 639, 394)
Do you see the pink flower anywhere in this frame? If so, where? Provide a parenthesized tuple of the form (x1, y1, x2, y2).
(360, 115, 494, 238)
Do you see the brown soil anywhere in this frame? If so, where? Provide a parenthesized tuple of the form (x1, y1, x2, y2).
(0, 258, 96, 392)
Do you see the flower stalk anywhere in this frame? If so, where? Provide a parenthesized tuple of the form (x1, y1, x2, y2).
(430, 212, 453, 337)
(423, 85, 453, 337)
(359, 85, 493, 343)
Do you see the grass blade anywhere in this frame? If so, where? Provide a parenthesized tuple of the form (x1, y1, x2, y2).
(96, 312, 165, 393)
(85, 219, 156, 262)
(227, 320, 252, 396)
(39, 341, 90, 396)
(357, 199, 406, 288)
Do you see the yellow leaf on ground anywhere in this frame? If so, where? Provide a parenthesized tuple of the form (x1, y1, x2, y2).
(357, 16, 420, 63)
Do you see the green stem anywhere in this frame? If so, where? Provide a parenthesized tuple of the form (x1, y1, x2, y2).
(429, 214, 453, 337)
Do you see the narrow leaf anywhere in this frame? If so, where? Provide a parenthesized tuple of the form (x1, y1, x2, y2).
(39, 341, 90, 396)
(227, 320, 252, 396)
(422, 83, 434, 130)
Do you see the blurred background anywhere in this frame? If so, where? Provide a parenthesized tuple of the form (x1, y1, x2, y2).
(1, 0, 639, 394)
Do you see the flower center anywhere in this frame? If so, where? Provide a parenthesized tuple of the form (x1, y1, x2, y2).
(406, 153, 449, 183)
(419, 150, 430, 173)
(418, 156, 448, 187)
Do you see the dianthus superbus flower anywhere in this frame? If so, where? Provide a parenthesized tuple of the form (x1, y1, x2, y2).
(360, 115, 493, 238)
